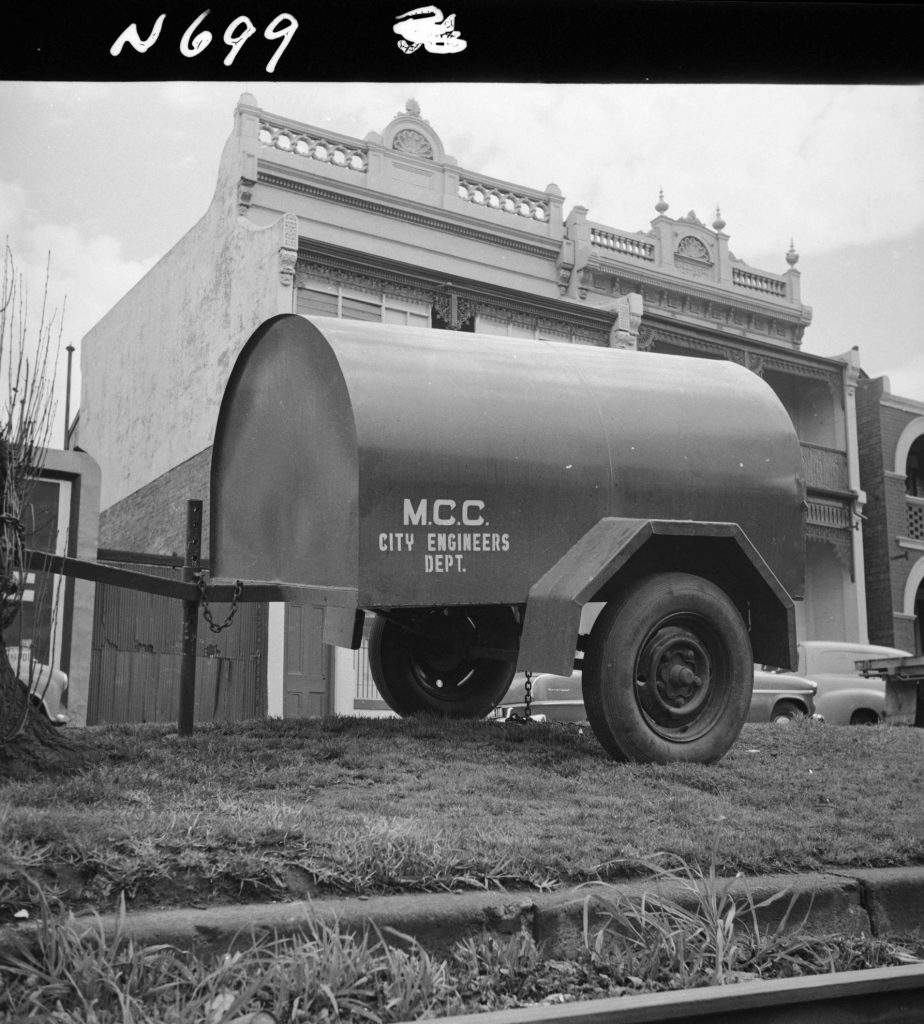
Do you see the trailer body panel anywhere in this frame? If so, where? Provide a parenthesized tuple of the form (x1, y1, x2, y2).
(211, 314, 805, 618)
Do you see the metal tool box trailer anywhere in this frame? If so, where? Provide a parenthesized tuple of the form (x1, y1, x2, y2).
(858, 654, 924, 727)
(208, 314, 807, 765)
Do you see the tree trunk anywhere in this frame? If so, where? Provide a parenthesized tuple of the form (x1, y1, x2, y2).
(0, 649, 81, 779)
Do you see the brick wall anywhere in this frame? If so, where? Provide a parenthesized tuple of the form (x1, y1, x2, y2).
(880, 405, 918, 634)
(99, 447, 212, 557)
(858, 378, 923, 647)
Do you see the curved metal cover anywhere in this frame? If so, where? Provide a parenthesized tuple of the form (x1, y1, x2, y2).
(211, 314, 805, 607)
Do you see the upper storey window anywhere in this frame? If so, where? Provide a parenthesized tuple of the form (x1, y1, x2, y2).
(907, 435, 924, 497)
(297, 283, 431, 328)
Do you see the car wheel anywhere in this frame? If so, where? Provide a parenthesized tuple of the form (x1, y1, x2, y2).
(582, 572, 753, 764)
(368, 607, 518, 718)
(849, 708, 879, 726)
(770, 699, 805, 724)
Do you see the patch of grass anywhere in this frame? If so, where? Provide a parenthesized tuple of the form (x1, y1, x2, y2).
(2, 872, 921, 1024)
(0, 715, 922, 918)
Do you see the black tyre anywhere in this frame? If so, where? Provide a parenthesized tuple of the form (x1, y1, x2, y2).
(771, 699, 805, 724)
(583, 573, 753, 764)
(368, 607, 518, 718)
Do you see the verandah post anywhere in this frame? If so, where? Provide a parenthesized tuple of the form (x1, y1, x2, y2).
(178, 500, 202, 736)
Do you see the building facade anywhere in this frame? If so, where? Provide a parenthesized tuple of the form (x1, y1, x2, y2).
(857, 378, 924, 655)
(76, 94, 870, 719)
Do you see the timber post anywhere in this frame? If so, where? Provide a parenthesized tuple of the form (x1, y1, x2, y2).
(178, 500, 202, 737)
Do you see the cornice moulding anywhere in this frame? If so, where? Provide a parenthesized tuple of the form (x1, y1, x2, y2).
(257, 170, 560, 261)
(585, 258, 811, 325)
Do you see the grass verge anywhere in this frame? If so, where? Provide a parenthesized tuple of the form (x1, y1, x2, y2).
(0, 714, 922, 920)
(2, 863, 922, 1023)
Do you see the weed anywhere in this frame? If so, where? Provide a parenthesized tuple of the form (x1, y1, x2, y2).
(574, 827, 923, 992)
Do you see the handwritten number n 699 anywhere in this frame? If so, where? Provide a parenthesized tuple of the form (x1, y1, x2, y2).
(111, 10, 298, 74)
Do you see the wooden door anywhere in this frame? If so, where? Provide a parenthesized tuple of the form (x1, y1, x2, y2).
(283, 605, 332, 717)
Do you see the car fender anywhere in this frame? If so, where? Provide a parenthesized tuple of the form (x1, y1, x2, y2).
(812, 684, 884, 724)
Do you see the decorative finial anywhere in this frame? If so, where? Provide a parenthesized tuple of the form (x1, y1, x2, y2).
(712, 205, 726, 232)
(786, 239, 799, 266)
(405, 98, 421, 118)
(655, 189, 669, 214)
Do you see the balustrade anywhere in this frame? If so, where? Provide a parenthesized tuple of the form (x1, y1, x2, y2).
(456, 179, 549, 221)
(801, 443, 849, 493)
(258, 120, 368, 172)
(589, 227, 655, 261)
(907, 495, 924, 541)
(732, 267, 787, 298)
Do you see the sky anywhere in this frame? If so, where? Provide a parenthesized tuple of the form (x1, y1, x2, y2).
(0, 80, 922, 448)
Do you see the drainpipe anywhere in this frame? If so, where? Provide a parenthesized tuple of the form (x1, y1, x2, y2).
(64, 344, 74, 450)
(843, 347, 869, 643)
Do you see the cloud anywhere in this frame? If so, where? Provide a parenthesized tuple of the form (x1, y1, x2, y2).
(327, 83, 924, 267)
(0, 178, 156, 441)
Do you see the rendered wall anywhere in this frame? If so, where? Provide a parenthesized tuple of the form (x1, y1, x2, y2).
(79, 101, 296, 512)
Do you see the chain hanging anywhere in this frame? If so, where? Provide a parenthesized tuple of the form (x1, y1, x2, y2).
(506, 670, 534, 725)
(196, 576, 244, 634)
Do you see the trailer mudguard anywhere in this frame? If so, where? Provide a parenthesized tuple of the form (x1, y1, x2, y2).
(517, 517, 797, 674)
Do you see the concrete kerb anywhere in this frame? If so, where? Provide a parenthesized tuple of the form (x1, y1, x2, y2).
(2, 869, 923, 963)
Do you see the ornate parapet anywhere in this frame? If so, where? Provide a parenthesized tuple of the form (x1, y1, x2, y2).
(455, 177, 554, 223)
(258, 118, 369, 172)
(590, 225, 655, 262)
(732, 266, 787, 299)
(570, 196, 811, 348)
(252, 100, 563, 251)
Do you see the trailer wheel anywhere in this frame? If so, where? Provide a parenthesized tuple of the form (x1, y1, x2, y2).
(583, 573, 753, 764)
(368, 608, 518, 718)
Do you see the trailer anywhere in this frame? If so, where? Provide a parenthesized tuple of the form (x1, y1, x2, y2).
(857, 654, 924, 727)
(208, 314, 806, 765)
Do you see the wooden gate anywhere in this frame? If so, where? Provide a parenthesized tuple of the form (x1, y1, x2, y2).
(87, 552, 267, 725)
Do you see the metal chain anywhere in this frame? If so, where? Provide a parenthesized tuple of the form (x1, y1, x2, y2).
(197, 576, 244, 634)
(506, 670, 534, 725)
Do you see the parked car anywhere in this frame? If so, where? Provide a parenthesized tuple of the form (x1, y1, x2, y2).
(5, 646, 68, 725)
(492, 667, 818, 725)
(748, 670, 818, 723)
(765, 641, 912, 726)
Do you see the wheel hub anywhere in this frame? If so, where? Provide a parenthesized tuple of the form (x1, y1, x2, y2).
(408, 611, 477, 694)
(639, 626, 712, 722)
